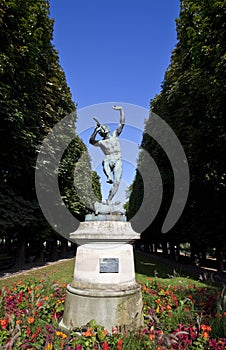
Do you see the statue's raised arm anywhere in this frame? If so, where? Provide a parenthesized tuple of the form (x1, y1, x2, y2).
(112, 106, 125, 136)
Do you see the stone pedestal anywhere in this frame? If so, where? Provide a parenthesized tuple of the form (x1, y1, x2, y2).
(59, 218, 143, 332)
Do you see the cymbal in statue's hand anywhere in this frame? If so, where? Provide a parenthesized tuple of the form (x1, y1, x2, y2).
(95, 126, 102, 132)
(112, 105, 122, 110)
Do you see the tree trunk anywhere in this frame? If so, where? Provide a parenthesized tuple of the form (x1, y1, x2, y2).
(190, 241, 198, 265)
(60, 238, 68, 258)
(50, 239, 58, 261)
(162, 240, 168, 256)
(35, 240, 44, 263)
(216, 247, 224, 273)
(153, 243, 158, 253)
(15, 239, 25, 267)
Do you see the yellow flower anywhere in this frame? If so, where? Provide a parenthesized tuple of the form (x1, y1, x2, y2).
(156, 305, 160, 313)
(44, 343, 53, 350)
(56, 331, 68, 339)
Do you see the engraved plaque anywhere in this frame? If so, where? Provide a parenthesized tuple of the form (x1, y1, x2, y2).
(99, 258, 119, 273)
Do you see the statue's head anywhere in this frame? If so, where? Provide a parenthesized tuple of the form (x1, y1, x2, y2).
(98, 125, 110, 137)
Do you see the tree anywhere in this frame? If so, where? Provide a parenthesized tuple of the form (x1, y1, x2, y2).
(59, 136, 102, 219)
(129, 0, 226, 271)
(0, 0, 100, 266)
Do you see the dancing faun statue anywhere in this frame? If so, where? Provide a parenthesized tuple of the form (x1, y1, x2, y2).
(89, 106, 125, 214)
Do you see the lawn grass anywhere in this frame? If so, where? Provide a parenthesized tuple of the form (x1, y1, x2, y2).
(0, 257, 75, 288)
(0, 251, 211, 290)
(134, 251, 209, 288)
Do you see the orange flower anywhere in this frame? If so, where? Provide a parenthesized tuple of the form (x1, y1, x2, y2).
(142, 285, 147, 291)
(201, 324, 212, 332)
(16, 320, 22, 325)
(202, 332, 209, 339)
(0, 318, 9, 330)
(83, 328, 92, 337)
(27, 317, 35, 324)
(149, 333, 155, 340)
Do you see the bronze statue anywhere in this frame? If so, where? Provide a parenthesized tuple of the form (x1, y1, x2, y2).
(89, 106, 125, 205)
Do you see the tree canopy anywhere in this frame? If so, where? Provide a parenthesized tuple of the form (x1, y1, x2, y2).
(0, 0, 101, 265)
(128, 0, 226, 270)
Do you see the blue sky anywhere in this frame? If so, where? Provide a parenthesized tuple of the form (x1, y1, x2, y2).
(50, 0, 180, 110)
(49, 1, 180, 203)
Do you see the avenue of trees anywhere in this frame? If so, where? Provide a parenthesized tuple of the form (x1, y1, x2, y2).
(0, 0, 101, 267)
(128, 0, 226, 272)
(0, 0, 225, 273)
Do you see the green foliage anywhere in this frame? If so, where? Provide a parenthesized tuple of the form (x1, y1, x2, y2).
(128, 0, 226, 265)
(0, 0, 100, 263)
(59, 136, 102, 219)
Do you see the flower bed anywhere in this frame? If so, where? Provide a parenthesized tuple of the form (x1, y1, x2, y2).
(0, 277, 225, 349)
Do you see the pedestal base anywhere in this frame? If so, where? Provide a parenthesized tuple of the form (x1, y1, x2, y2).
(59, 220, 143, 332)
(59, 283, 143, 332)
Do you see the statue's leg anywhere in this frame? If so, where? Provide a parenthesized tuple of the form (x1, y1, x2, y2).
(102, 159, 113, 184)
(107, 159, 122, 202)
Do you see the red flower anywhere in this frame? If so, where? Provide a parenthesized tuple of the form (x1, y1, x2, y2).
(117, 338, 123, 350)
(52, 308, 57, 319)
(37, 300, 43, 308)
(18, 293, 23, 303)
(26, 326, 31, 336)
(103, 341, 110, 350)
